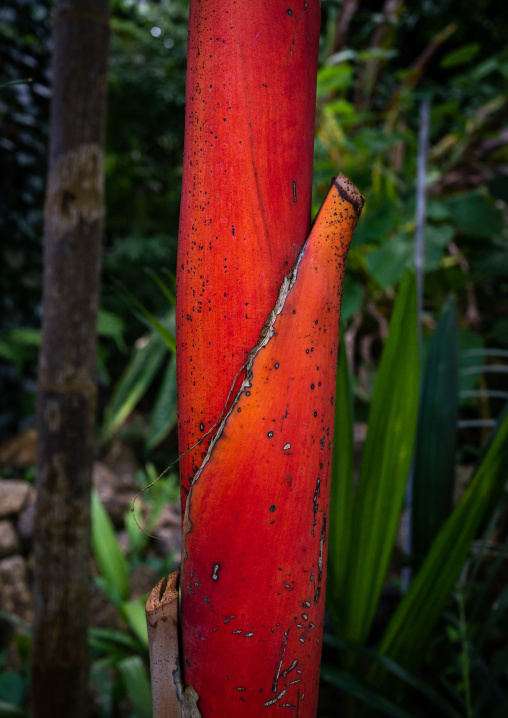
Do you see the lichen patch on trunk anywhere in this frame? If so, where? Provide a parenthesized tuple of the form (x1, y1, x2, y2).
(44, 143, 105, 236)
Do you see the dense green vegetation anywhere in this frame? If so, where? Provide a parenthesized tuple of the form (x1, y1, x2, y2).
(1, 0, 507, 715)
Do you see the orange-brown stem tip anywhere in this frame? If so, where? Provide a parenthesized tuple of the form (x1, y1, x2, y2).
(334, 173, 365, 216)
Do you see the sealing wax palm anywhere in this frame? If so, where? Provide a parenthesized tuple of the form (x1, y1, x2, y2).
(181, 177, 364, 717)
(176, 0, 321, 506)
(176, 1, 365, 714)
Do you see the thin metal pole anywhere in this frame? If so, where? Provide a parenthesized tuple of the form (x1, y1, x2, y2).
(414, 97, 430, 352)
(402, 98, 430, 593)
(414, 99, 430, 351)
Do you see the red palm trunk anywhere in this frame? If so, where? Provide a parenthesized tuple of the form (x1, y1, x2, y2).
(181, 177, 363, 716)
(175, 1, 364, 715)
(176, 0, 320, 505)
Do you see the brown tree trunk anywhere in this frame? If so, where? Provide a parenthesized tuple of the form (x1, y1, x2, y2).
(31, 2, 110, 716)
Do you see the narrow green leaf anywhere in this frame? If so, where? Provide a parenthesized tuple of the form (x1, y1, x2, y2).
(103, 333, 167, 436)
(89, 641, 133, 665)
(91, 490, 129, 605)
(144, 268, 176, 306)
(114, 280, 176, 353)
(120, 597, 149, 648)
(320, 664, 414, 718)
(323, 634, 462, 718)
(117, 656, 152, 718)
(412, 297, 458, 561)
(136, 312, 176, 354)
(89, 628, 144, 655)
(440, 43, 481, 68)
(146, 354, 178, 451)
(8, 328, 41, 346)
(327, 327, 355, 631)
(346, 270, 420, 644)
(0, 78, 32, 89)
(379, 406, 508, 671)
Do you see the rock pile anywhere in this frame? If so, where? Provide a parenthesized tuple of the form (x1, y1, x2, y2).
(0, 439, 182, 645)
(0, 479, 35, 625)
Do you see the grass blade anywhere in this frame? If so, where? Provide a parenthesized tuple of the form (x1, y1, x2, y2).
(378, 406, 508, 671)
(345, 270, 420, 644)
(91, 490, 129, 605)
(327, 327, 355, 631)
(103, 332, 167, 437)
(412, 296, 458, 561)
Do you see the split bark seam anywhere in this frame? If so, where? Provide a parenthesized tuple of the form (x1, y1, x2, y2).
(133, 174, 364, 541)
(182, 173, 362, 552)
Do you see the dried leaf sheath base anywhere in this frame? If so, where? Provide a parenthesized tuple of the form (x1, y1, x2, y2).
(181, 176, 364, 717)
(146, 572, 182, 718)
